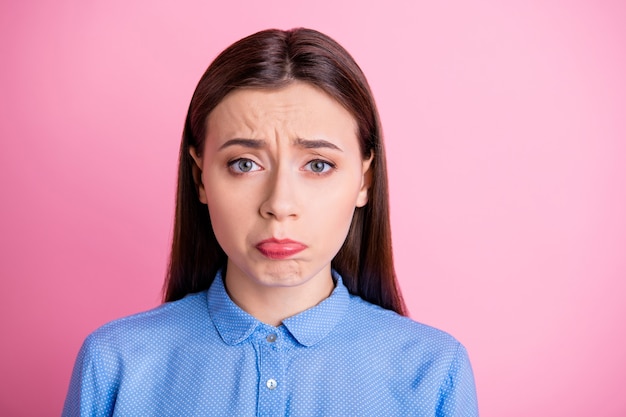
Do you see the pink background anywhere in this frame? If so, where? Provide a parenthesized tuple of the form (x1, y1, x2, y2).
(1, 1, 625, 416)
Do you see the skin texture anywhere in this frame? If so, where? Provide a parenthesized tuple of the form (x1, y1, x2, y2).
(190, 81, 372, 326)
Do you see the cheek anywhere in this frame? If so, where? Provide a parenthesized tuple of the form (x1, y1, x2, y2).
(207, 200, 253, 259)
(204, 177, 255, 248)
(305, 178, 360, 232)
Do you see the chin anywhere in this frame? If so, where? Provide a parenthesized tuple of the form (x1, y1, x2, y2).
(258, 264, 306, 285)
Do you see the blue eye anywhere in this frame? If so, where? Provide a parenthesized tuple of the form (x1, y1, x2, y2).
(305, 160, 334, 173)
(229, 158, 261, 173)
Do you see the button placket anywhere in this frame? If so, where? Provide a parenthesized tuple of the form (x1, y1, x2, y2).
(257, 329, 286, 415)
(264, 333, 278, 391)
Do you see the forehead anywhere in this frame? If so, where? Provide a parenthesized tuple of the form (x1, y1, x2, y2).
(205, 82, 357, 139)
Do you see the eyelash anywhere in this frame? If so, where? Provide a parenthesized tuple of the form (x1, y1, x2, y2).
(227, 158, 336, 175)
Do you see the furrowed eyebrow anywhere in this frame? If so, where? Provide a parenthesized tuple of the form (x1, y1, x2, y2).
(218, 138, 266, 150)
(217, 138, 343, 152)
(294, 138, 342, 151)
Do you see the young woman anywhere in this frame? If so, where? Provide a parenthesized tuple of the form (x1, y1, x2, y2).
(63, 28, 478, 416)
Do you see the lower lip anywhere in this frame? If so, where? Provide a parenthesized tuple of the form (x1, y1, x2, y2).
(256, 242, 307, 260)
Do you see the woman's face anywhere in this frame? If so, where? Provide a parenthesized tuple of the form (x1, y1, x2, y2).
(191, 81, 372, 293)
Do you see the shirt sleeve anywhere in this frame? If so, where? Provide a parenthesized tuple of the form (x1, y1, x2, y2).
(62, 334, 119, 417)
(436, 342, 479, 417)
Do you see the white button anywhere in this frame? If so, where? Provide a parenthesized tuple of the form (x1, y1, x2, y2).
(266, 333, 277, 343)
(266, 379, 277, 390)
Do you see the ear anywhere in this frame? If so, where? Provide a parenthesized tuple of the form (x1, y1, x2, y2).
(189, 146, 207, 204)
(356, 152, 374, 208)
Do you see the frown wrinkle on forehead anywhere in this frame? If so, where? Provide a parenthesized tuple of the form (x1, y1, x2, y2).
(205, 82, 358, 151)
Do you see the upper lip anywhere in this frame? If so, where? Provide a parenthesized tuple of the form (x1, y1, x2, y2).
(256, 238, 305, 246)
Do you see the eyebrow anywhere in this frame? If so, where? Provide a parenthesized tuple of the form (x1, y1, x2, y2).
(218, 138, 265, 150)
(218, 138, 343, 151)
(294, 138, 342, 151)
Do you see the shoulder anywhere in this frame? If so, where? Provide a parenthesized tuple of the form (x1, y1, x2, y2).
(346, 294, 459, 342)
(63, 292, 214, 416)
(341, 295, 478, 414)
(84, 291, 210, 352)
(343, 294, 464, 362)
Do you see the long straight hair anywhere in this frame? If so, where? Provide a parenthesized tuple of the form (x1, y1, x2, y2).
(164, 28, 406, 315)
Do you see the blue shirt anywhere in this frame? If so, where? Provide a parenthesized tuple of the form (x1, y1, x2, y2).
(63, 271, 478, 416)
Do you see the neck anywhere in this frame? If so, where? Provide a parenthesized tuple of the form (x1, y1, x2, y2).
(223, 263, 335, 326)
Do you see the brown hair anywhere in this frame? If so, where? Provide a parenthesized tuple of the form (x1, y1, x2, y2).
(163, 28, 406, 315)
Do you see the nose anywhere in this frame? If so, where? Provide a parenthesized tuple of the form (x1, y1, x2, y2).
(259, 167, 299, 221)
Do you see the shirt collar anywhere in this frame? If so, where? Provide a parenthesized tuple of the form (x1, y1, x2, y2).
(207, 269, 350, 347)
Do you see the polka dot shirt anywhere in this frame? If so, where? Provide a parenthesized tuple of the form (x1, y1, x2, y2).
(63, 271, 478, 416)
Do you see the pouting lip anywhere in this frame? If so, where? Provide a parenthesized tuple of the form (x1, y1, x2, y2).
(255, 238, 307, 260)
